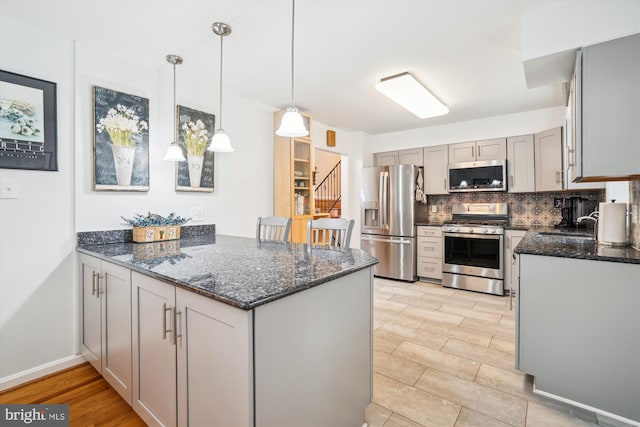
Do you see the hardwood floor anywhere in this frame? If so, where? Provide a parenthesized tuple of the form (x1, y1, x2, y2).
(0, 362, 145, 426)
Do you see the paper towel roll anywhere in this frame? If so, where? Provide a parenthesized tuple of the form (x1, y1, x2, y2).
(598, 202, 628, 246)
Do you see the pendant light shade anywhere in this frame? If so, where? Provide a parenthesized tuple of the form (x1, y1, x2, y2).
(277, 0, 308, 138)
(208, 22, 234, 152)
(276, 105, 308, 137)
(164, 54, 186, 162)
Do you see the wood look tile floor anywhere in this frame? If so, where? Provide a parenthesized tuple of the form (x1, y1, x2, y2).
(366, 278, 632, 427)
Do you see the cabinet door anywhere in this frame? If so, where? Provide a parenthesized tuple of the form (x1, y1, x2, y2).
(176, 288, 253, 427)
(80, 254, 102, 372)
(507, 135, 535, 193)
(375, 151, 398, 166)
(290, 215, 311, 244)
(504, 230, 526, 295)
(581, 33, 640, 179)
(417, 236, 442, 259)
(398, 148, 423, 166)
(534, 127, 563, 191)
(101, 262, 132, 404)
(132, 272, 177, 427)
(476, 138, 507, 161)
(423, 145, 448, 194)
(448, 141, 475, 163)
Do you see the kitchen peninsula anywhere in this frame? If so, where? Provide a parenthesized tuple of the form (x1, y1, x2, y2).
(77, 226, 377, 427)
(515, 228, 640, 424)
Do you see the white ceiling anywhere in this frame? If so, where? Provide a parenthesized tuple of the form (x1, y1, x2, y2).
(1, 0, 572, 134)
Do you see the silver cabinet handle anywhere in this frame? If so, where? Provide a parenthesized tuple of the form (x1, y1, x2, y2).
(91, 271, 97, 296)
(173, 310, 182, 345)
(471, 146, 475, 159)
(163, 303, 173, 340)
(510, 175, 515, 188)
(96, 273, 104, 298)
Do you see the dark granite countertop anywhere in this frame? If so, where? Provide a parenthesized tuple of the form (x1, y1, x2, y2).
(77, 233, 378, 310)
(514, 226, 640, 264)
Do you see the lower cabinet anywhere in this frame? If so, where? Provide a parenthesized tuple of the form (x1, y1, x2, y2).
(416, 226, 442, 281)
(79, 254, 132, 403)
(131, 271, 252, 427)
(504, 229, 526, 301)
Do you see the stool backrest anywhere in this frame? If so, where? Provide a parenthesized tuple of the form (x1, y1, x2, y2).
(307, 218, 354, 250)
(256, 216, 292, 242)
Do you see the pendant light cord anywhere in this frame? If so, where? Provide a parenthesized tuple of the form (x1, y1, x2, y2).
(290, 0, 295, 107)
(173, 62, 177, 140)
(219, 33, 224, 129)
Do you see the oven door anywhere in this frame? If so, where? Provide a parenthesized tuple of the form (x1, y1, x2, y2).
(443, 232, 503, 279)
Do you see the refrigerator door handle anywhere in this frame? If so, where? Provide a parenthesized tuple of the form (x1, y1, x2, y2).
(361, 236, 413, 244)
(378, 171, 385, 227)
(381, 171, 389, 227)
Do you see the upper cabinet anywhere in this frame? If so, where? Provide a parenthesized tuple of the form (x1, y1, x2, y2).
(374, 151, 398, 166)
(423, 145, 448, 194)
(374, 148, 423, 166)
(573, 33, 640, 182)
(448, 138, 507, 163)
(506, 134, 535, 193)
(534, 127, 563, 192)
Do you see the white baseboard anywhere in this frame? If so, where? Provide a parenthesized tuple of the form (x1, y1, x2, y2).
(533, 380, 640, 427)
(0, 354, 86, 391)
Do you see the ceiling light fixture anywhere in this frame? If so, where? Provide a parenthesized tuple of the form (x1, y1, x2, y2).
(208, 22, 234, 152)
(276, 0, 309, 137)
(375, 72, 449, 119)
(164, 54, 187, 161)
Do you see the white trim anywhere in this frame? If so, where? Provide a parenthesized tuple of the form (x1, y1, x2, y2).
(533, 380, 640, 427)
(0, 354, 86, 391)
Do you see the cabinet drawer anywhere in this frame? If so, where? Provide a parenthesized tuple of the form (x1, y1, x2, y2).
(417, 257, 442, 280)
(417, 226, 442, 238)
(417, 237, 442, 258)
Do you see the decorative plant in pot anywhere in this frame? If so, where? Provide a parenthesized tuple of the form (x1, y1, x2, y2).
(122, 212, 191, 243)
(181, 120, 209, 187)
(96, 104, 148, 186)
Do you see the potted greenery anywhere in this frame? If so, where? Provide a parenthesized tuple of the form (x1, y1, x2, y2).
(122, 212, 190, 243)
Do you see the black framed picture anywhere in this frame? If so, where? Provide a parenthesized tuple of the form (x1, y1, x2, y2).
(93, 85, 149, 191)
(0, 70, 58, 171)
(175, 105, 215, 192)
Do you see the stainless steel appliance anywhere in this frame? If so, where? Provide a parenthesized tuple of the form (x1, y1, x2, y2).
(557, 196, 596, 227)
(442, 203, 508, 295)
(448, 160, 507, 192)
(361, 164, 417, 281)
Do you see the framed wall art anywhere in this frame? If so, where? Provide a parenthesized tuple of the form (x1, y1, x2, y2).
(93, 85, 149, 191)
(0, 70, 58, 171)
(175, 105, 215, 192)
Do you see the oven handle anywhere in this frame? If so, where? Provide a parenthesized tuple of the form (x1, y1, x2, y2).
(443, 232, 503, 240)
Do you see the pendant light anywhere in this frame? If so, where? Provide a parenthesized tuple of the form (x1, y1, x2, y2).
(208, 22, 234, 152)
(164, 54, 187, 161)
(276, 0, 309, 137)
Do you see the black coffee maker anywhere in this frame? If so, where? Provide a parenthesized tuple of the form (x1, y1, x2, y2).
(558, 196, 595, 227)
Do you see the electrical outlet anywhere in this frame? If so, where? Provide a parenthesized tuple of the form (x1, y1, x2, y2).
(0, 180, 18, 199)
(191, 206, 204, 222)
(431, 205, 438, 213)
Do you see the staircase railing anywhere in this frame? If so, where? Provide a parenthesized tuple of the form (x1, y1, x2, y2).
(314, 161, 341, 214)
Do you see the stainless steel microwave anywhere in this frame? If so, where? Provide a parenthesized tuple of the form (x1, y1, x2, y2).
(448, 160, 507, 192)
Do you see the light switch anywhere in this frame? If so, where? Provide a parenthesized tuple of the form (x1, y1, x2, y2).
(0, 180, 18, 199)
(431, 205, 438, 213)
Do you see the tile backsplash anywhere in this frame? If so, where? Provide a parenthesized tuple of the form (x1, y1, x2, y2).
(423, 190, 605, 227)
(630, 179, 640, 249)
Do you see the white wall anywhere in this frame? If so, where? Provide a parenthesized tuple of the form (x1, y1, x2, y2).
(0, 17, 78, 383)
(369, 106, 567, 153)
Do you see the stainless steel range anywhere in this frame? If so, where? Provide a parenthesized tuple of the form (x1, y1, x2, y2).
(442, 203, 508, 296)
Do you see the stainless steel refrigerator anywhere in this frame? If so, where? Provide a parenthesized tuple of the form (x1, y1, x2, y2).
(360, 164, 417, 281)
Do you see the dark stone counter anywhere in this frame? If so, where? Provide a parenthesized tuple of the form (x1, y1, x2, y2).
(514, 226, 640, 264)
(77, 232, 378, 310)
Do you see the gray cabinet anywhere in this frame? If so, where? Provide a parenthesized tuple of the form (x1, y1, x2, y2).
(416, 226, 442, 280)
(79, 254, 132, 403)
(574, 33, 640, 181)
(374, 151, 399, 166)
(534, 127, 563, 191)
(375, 148, 423, 166)
(506, 135, 535, 193)
(503, 229, 526, 300)
(423, 145, 448, 194)
(448, 138, 506, 163)
(518, 255, 640, 423)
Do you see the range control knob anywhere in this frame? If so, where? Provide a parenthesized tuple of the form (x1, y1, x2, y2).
(483, 228, 490, 234)
(467, 228, 474, 233)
